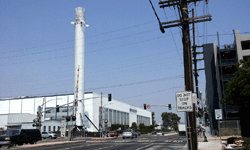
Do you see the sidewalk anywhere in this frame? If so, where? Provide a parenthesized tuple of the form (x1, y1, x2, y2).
(198, 136, 223, 150)
(182, 136, 223, 150)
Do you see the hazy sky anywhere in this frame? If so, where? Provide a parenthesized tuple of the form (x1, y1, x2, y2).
(1, 0, 249, 123)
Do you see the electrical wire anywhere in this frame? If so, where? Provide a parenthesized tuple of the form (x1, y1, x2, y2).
(0, 35, 168, 66)
(163, 8, 183, 64)
(0, 16, 177, 55)
(120, 85, 184, 100)
(87, 75, 183, 90)
(1, 28, 160, 59)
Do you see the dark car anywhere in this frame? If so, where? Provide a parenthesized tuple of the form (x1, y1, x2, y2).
(107, 131, 119, 137)
(152, 130, 157, 134)
(0, 129, 41, 148)
(136, 132, 141, 136)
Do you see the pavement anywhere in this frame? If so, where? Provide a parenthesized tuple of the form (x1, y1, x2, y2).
(183, 135, 245, 150)
(3, 132, 243, 150)
(182, 135, 224, 150)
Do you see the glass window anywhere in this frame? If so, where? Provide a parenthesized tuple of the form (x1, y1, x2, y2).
(58, 126, 61, 131)
(121, 112, 124, 125)
(49, 126, 51, 131)
(43, 126, 46, 132)
(113, 110, 116, 124)
(105, 108, 108, 120)
(116, 111, 119, 124)
(53, 126, 56, 132)
(109, 109, 112, 127)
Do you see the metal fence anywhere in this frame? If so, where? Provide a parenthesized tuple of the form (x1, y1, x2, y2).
(218, 120, 241, 136)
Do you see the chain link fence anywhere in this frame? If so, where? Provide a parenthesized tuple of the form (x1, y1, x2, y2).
(218, 120, 241, 136)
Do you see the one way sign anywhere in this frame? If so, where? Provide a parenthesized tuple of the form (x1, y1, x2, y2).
(215, 109, 222, 120)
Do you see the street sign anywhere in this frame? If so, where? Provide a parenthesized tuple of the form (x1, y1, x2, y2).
(176, 91, 193, 112)
(215, 109, 222, 120)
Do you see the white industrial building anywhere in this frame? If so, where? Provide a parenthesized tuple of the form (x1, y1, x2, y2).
(0, 92, 152, 133)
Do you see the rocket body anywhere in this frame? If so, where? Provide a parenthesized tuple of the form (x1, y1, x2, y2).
(74, 7, 85, 127)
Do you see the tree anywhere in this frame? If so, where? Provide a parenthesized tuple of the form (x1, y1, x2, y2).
(220, 58, 250, 137)
(131, 122, 137, 130)
(139, 123, 145, 129)
(161, 112, 181, 131)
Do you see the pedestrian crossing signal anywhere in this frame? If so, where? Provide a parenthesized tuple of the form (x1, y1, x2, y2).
(168, 104, 171, 110)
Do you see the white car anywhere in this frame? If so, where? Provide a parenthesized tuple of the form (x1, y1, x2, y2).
(157, 131, 164, 136)
(41, 131, 57, 139)
(122, 129, 137, 139)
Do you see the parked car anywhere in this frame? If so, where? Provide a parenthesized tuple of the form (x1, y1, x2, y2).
(0, 129, 41, 148)
(136, 132, 141, 136)
(41, 131, 57, 139)
(152, 130, 157, 134)
(107, 131, 119, 137)
(157, 131, 164, 136)
(122, 129, 137, 139)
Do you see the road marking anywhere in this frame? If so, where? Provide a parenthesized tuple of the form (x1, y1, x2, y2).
(135, 143, 154, 150)
(165, 140, 183, 143)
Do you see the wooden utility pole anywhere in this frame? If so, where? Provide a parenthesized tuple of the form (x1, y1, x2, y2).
(192, 8, 204, 104)
(157, 1, 212, 150)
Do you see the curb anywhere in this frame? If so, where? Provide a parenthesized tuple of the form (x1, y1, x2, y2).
(92, 137, 117, 141)
(15, 140, 87, 149)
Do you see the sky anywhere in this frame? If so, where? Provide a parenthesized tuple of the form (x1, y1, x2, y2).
(1, 0, 250, 124)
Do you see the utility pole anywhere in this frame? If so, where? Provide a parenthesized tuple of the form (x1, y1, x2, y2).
(157, 1, 212, 150)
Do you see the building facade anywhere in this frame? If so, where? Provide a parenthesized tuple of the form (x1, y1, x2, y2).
(203, 30, 250, 135)
(0, 92, 152, 132)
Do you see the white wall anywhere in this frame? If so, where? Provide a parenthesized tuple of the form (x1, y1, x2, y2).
(0, 115, 8, 130)
(235, 30, 250, 61)
(0, 93, 152, 132)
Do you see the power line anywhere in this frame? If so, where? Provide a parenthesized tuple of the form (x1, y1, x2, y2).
(87, 75, 183, 90)
(0, 17, 177, 55)
(0, 75, 184, 99)
(1, 28, 160, 59)
(120, 85, 184, 100)
(163, 8, 183, 64)
(0, 35, 171, 66)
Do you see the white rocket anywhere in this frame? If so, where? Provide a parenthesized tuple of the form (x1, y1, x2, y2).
(71, 7, 88, 128)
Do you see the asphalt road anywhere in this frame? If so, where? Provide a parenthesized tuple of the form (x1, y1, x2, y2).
(7, 133, 187, 150)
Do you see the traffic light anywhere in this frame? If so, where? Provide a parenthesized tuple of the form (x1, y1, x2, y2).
(144, 104, 146, 110)
(205, 113, 209, 122)
(66, 116, 71, 122)
(168, 104, 171, 110)
(56, 105, 59, 112)
(108, 94, 112, 102)
(72, 116, 76, 121)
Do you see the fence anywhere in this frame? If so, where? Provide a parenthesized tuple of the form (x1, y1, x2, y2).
(218, 120, 241, 136)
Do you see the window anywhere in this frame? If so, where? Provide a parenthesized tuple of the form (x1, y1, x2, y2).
(241, 40, 250, 50)
(58, 126, 61, 131)
(43, 126, 46, 132)
(53, 126, 56, 132)
(109, 109, 112, 126)
(49, 126, 51, 131)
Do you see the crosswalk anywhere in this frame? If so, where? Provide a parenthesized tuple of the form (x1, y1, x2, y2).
(112, 140, 184, 143)
(164, 140, 184, 143)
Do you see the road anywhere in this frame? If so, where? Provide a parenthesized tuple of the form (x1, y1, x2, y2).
(9, 133, 187, 150)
